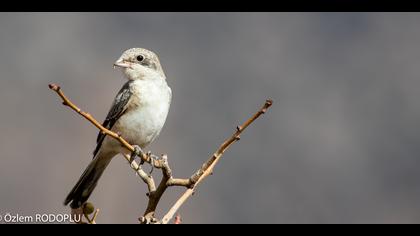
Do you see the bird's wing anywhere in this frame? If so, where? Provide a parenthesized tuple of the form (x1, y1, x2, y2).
(93, 81, 133, 157)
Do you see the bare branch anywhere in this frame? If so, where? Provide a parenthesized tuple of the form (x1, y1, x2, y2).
(167, 178, 192, 187)
(122, 153, 156, 192)
(140, 155, 177, 223)
(161, 99, 273, 224)
(49, 83, 272, 224)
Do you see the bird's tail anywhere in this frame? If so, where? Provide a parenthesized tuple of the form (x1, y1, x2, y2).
(64, 152, 113, 209)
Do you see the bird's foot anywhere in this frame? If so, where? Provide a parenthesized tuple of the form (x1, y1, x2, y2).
(130, 146, 164, 175)
(147, 153, 165, 175)
(130, 145, 144, 164)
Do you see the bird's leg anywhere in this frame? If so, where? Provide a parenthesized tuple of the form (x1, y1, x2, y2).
(130, 145, 144, 164)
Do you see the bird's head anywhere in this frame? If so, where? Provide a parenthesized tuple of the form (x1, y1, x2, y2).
(114, 48, 165, 80)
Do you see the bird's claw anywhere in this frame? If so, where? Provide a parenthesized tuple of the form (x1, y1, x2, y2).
(148, 153, 155, 175)
(148, 154, 164, 175)
(130, 145, 143, 163)
(130, 146, 163, 175)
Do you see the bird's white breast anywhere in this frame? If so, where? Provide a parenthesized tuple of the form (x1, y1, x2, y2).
(112, 78, 171, 148)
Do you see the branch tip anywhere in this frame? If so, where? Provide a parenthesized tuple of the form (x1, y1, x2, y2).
(261, 99, 273, 113)
(48, 83, 60, 91)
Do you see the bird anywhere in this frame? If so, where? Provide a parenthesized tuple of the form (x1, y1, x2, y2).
(64, 48, 172, 209)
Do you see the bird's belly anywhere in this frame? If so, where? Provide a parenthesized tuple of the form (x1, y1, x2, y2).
(112, 101, 170, 148)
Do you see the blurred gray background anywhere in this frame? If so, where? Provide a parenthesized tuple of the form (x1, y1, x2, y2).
(0, 12, 419, 224)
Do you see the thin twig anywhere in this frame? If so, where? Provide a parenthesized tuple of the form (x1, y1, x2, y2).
(161, 99, 273, 224)
(140, 155, 181, 223)
(90, 209, 100, 224)
(122, 153, 156, 192)
(82, 209, 99, 224)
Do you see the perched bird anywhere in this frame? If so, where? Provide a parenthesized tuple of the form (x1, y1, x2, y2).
(64, 48, 172, 209)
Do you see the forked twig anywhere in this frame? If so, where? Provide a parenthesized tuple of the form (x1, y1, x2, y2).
(161, 99, 272, 224)
(49, 83, 272, 224)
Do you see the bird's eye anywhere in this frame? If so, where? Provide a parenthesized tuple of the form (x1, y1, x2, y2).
(136, 55, 144, 62)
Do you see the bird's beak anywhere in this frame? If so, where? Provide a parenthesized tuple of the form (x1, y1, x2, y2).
(113, 59, 131, 69)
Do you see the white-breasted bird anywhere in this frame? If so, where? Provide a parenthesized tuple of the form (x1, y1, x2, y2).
(64, 48, 172, 209)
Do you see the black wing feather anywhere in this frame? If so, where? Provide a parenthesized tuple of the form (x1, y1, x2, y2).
(93, 81, 133, 157)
